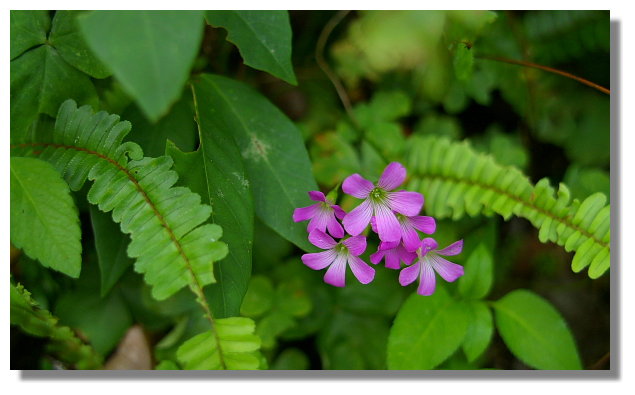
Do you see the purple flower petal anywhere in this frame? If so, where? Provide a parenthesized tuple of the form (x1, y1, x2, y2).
(410, 215, 436, 235)
(342, 174, 374, 199)
(387, 191, 424, 216)
(325, 213, 345, 238)
(302, 250, 337, 270)
(307, 209, 330, 234)
(399, 262, 420, 286)
(348, 255, 375, 284)
(332, 205, 347, 220)
(417, 262, 437, 296)
(324, 254, 347, 287)
(398, 247, 418, 265)
(401, 223, 421, 252)
(369, 249, 385, 265)
(308, 191, 327, 202)
(343, 235, 367, 256)
(343, 199, 373, 236)
(377, 162, 406, 191)
(293, 203, 320, 222)
(430, 255, 464, 282)
(308, 229, 337, 249)
(378, 240, 400, 251)
(374, 204, 401, 242)
(420, 237, 438, 255)
(370, 216, 378, 233)
(384, 248, 403, 269)
(436, 240, 464, 256)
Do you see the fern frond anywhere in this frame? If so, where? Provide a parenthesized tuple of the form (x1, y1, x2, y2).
(406, 136, 610, 278)
(11, 99, 228, 301)
(176, 317, 261, 370)
(10, 281, 102, 369)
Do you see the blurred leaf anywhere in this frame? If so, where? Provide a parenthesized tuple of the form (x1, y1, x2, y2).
(413, 113, 462, 139)
(272, 348, 310, 370)
(10, 10, 50, 60)
(387, 286, 469, 369)
(10, 157, 81, 278)
(257, 311, 295, 350)
(337, 265, 407, 317)
(55, 288, 133, 356)
(493, 289, 582, 369)
(89, 205, 134, 297)
(453, 43, 473, 81)
(365, 122, 406, 159)
(318, 311, 389, 369)
(563, 164, 610, 200)
(49, 11, 111, 78)
(458, 243, 493, 300)
(205, 11, 297, 85)
(276, 280, 312, 317)
(155, 360, 179, 370)
(191, 74, 318, 252)
(240, 275, 275, 318)
(355, 91, 412, 126)
(462, 301, 494, 363)
(310, 132, 361, 188)
(360, 140, 388, 181)
(78, 11, 205, 121)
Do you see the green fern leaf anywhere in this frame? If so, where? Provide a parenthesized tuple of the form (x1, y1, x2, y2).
(406, 136, 610, 278)
(11, 99, 228, 300)
(176, 317, 261, 370)
(10, 156, 82, 277)
(10, 281, 102, 369)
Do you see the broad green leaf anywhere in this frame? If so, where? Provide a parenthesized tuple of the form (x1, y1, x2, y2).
(166, 79, 255, 318)
(10, 10, 50, 60)
(10, 44, 98, 139)
(493, 289, 582, 369)
(176, 317, 261, 370)
(190, 74, 318, 251)
(55, 288, 133, 356)
(453, 43, 474, 81)
(78, 11, 205, 121)
(49, 11, 111, 78)
(462, 301, 494, 363)
(240, 275, 275, 318)
(10, 157, 82, 278)
(387, 287, 469, 369)
(276, 280, 312, 318)
(205, 11, 297, 84)
(89, 205, 134, 297)
(124, 96, 197, 158)
(458, 243, 493, 299)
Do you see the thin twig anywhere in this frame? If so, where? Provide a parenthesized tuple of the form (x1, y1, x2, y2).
(477, 55, 610, 95)
(315, 10, 359, 128)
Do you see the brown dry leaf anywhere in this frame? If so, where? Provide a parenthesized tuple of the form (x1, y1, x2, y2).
(104, 325, 152, 370)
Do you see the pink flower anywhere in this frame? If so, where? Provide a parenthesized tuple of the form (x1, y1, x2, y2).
(399, 238, 464, 296)
(370, 241, 417, 269)
(293, 191, 347, 238)
(371, 214, 436, 252)
(342, 162, 424, 243)
(301, 229, 375, 287)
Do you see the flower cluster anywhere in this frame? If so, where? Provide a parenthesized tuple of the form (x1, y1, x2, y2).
(293, 162, 464, 296)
